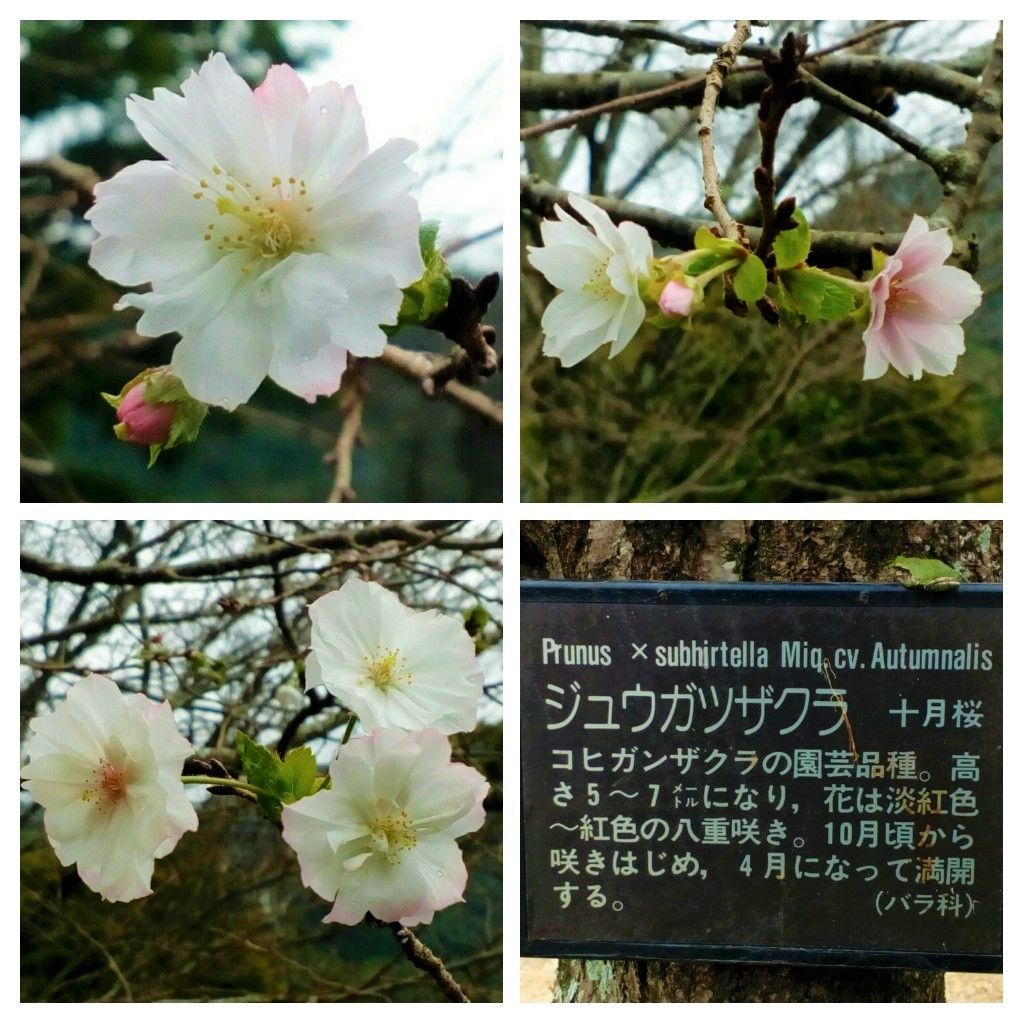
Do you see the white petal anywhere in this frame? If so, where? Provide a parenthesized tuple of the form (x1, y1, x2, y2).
(253, 64, 310, 171)
(86, 161, 215, 288)
(527, 244, 602, 291)
(170, 279, 273, 409)
(291, 83, 369, 195)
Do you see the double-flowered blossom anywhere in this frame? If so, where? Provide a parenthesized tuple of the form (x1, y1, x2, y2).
(305, 578, 482, 734)
(527, 194, 654, 366)
(86, 53, 423, 410)
(863, 215, 983, 381)
(21, 674, 198, 902)
(281, 727, 487, 926)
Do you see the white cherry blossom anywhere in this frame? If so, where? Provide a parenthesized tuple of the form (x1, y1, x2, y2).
(281, 727, 487, 926)
(305, 578, 482, 734)
(527, 193, 654, 366)
(21, 674, 198, 902)
(86, 53, 423, 410)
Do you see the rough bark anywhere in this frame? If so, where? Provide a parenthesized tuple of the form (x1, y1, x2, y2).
(521, 519, 1002, 1002)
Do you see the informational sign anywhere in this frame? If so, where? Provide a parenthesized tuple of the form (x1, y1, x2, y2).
(520, 581, 1002, 971)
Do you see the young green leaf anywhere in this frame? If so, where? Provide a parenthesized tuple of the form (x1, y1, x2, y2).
(782, 268, 857, 322)
(694, 225, 720, 250)
(385, 220, 451, 335)
(772, 208, 811, 270)
(685, 251, 725, 276)
(733, 254, 767, 304)
(236, 732, 325, 820)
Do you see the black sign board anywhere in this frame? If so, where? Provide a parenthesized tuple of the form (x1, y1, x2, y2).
(521, 581, 1002, 972)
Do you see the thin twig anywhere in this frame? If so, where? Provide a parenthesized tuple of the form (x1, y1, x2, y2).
(698, 20, 752, 241)
(327, 362, 367, 503)
(387, 923, 470, 1003)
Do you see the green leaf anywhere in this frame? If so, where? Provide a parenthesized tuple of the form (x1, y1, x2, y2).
(772, 208, 810, 270)
(782, 268, 857, 322)
(694, 225, 720, 250)
(870, 246, 891, 276)
(891, 556, 963, 592)
(733, 254, 767, 304)
(684, 251, 725, 276)
(235, 733, 325, 820)
(386, 220, 452, 335)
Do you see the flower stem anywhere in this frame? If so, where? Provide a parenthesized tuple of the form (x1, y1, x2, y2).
(694, 257, 741, 289)
(341, 714, 358, 745)
(181, 775, 264, 797)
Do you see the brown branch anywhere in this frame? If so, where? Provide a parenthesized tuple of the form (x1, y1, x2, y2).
(799, 68, 948, 179)
(377, 345, 502, 425)
(521, 176, 974, 272)
(698, 20, 752, 241)
(932, 22, 1003, 232)
(20, 522, 501, 586)
(326, 362, 367, 503)
(808, 20, 917, 60)
(387, 923, 470, 1003)
(424, 273, 501, 388)
(21, 155, 100, 193)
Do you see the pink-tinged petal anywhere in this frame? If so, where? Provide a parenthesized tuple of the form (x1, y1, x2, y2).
(659, 280, 696, 318)
(895, 318, 965, 376)
(868, 259, 896, 332)
(867, 319, 924, 380)
(862, 334, 890, 380)
(254, 64, 310, 169)
(269, 340, 348, 404)
(893, 214, 952, 280)
(904, 265, 983, 323)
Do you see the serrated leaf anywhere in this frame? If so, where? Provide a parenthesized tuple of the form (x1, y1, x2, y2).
(733, 254, 767, 303)
(280, 746, 319, 802)
(782, 268, 858, 322)
(772, 208, 810, 270)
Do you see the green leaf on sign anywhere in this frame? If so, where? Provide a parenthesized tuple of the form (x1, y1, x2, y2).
(891, 556, 963, 592)
(782, 268, 857, 322)
(733, 254, 767, 304)
(772, 208, 810, 270)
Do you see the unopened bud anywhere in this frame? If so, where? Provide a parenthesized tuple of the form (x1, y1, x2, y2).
(114, 383, 176, 446)
(658, 280, 698, 318)
(102, 366, 208, 467)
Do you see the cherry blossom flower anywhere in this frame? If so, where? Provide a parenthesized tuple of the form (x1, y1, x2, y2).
(863, 215, 983, 380)
(21, 674, 198, 902)
(305, 578, 482, 734)
(527, 194, 653, 366)
(86, 53, 423, 410)
(281, 727, 487, 926)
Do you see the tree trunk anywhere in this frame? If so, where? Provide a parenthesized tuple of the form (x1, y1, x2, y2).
(522, 519, 1002, 1003)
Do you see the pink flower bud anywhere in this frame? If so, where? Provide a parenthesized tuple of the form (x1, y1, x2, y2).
(115, 383, 176, 446)
(658, 280, 696, 318)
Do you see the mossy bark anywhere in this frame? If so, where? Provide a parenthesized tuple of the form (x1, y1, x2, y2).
(522, 519, 1001, 1003)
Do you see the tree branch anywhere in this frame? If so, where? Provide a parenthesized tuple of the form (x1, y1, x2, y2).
(698, 21, 752, 241)
(387, 923, 470, 1003)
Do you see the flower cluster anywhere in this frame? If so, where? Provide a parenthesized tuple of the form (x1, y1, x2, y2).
(22, 581, 488, 928)
(527, 195, 983, 381)
(282, 579, 487, 926)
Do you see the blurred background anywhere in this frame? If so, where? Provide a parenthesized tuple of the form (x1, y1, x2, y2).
(21, 520, 502, 1002)
(21, 21, 502, 501)
(521, 20, 1001, 502)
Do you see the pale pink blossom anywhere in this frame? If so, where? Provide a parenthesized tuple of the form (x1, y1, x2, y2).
(863, 215, 982, 380)
(281, 727, 487, 926)
(86, 54, 422, 410)
(21, 674, 198, 902)
(658, 280, 696, 318)
(114, 383, 176, 445)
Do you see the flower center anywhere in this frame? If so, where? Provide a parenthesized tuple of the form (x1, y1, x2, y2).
(367, 810, 418, 865)
(192, 168, 317, 271)
(360, 646, 411, 693)
(82, 758, 131, 813)
(582, 256, 615, 300)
